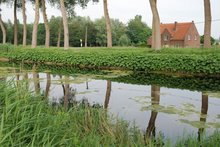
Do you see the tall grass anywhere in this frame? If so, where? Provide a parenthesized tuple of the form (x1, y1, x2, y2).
(0, 80, 219, 146)
(0, 80, 145, 146)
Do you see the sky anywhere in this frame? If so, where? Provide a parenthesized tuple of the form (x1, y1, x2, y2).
(0, 0, 220, 39)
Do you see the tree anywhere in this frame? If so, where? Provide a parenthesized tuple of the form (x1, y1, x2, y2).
(49, 16, 63, 47)
(204, 0, 212, 48)
(119, 34, 131, 46)
(126, 15, 151, 45)
(41, 0, 50, 48)
(22, 0, 27, 46)
(94, 18, 106, 46)
(49, 0, 99, 49)
(59, 0, 69, 49)
(111, 19, 127, 46)
(103, 0, 112, 48)
(200, 35, 215, 45)
(149, 0, 161, 50)
(31, 0, 40, 48)
(0, 10, 6, 43)
(1, 0, 18, 45)
(13, 0, 18, 46)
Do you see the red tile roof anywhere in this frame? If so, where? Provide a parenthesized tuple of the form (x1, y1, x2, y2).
(160, 22, 193, 40)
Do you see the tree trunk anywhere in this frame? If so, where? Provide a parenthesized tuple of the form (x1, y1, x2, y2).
(104, 80, 111, 109)
(204, 0, 212, 48)
(151, 17, 155, 49)
(149, 0, 161, 50)
(22, 0, 27, 46)
(60, 0, 69, 50)
(57, 18, 62, 47)
(14, 0, 18, 46)
(103, 0, 112, 48)
(0, 14, 6, 44)
(85, 26, 88, 47)
(31, 0, 40, 48)
(41, 0, 50, 48)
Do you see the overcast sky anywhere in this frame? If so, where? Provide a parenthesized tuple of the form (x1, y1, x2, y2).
(1, 0, 220, 38)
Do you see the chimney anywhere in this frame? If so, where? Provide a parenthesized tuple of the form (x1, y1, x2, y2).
(174, 21, 177, 31)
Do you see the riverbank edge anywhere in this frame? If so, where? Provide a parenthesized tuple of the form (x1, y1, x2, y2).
(1, 47, 220, 77)
(1, 57, 220, 78)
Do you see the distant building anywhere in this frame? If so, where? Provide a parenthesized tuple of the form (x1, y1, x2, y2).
(147, 21, 200, 48)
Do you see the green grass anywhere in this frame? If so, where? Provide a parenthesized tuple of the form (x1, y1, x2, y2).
(1, 44, 220, 75)
(0, 80, 145, 146)
(0, 79, 220, 146)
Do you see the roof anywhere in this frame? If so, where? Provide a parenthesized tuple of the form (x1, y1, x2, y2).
(160, 22, 193, 40)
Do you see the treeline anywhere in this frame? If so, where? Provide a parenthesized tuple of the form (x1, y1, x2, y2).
(0, 15, 151, 47)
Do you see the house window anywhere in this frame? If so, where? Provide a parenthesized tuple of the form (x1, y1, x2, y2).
(164, 35, 169, 41)
(194, 35, 197, 40)
(188, 35, 191, 40)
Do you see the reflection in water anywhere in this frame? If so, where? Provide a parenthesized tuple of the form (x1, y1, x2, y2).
(86, 78, 89, 90)
(198, 93, 209, 141)
(104, 80, 112, 109)
(32, 65, 40, 94)
(64, 76, 70, 108)
(24, 72, 29, 89)
(57, 75, 77, 108)
(45, 72, 51, 98)
(145, 85, 160, 143)
(2, 64, 220, 141)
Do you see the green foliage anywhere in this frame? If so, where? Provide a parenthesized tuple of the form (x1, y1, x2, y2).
(0, 43, 14, 52)
(0, 81, 145, 146)
(200, 35, 215, 46)
(1, 14, 151, 47)
(119, 34, 131, 46)
(1, 47, 220, 75)
(126, 15, 152, 46)
(110, 72, 220, 92)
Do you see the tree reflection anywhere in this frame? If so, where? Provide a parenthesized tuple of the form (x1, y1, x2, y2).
(23, 72, 29, 90)
(58, 75, 76, 108)
(145, 85, 160, 144)
(45, 72, 51, 98)
(64, 75, 70, 108)
(32, 65, 40, 95)
(198, 92, 209, 141)
(104, 80, 112, 109)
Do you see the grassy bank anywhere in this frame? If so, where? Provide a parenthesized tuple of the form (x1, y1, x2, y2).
(0, 45, 220, 76)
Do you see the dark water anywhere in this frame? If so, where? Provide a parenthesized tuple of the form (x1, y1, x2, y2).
(1, 63, 220, 140)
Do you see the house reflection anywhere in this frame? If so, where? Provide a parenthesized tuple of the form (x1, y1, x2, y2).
(145, 85, 160, 143)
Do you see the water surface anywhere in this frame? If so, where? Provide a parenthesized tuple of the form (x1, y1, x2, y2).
(1, 63, 220, 141)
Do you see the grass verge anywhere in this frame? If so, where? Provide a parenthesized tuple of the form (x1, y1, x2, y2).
(0, 45, 220, 76)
